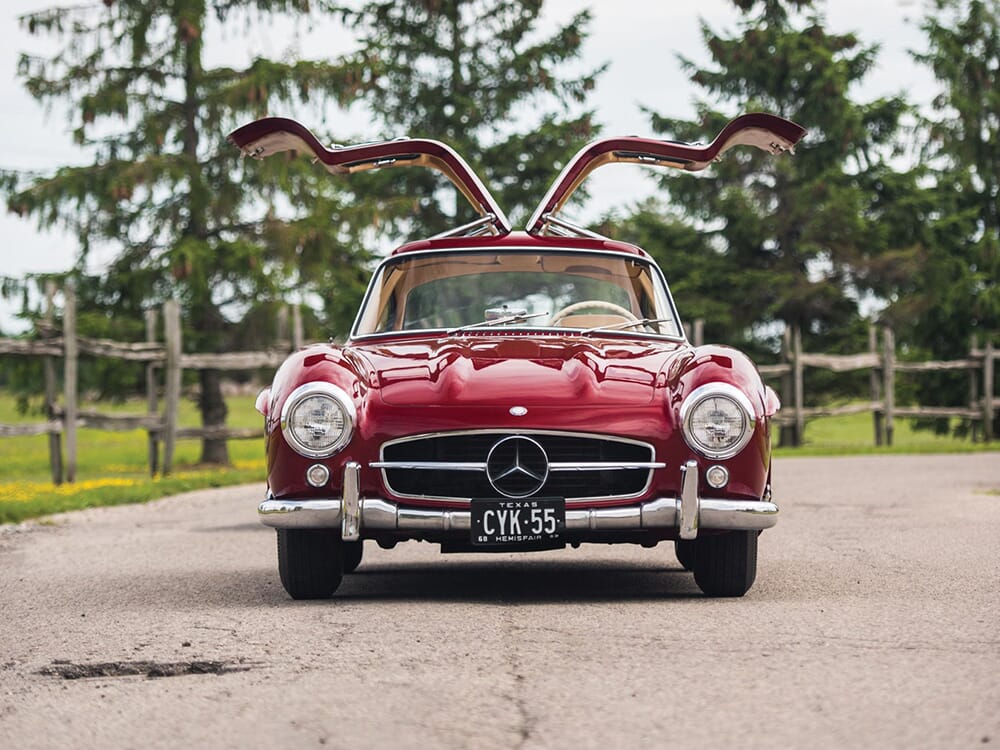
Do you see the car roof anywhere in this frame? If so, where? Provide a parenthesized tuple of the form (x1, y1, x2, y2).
(388, 230, 653, 260)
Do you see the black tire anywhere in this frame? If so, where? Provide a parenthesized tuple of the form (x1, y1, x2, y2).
(276, 529, 344, 599)
(674, 539, 697, 571)
(691, 530, 758, 598)
(343, 541, 364, 573)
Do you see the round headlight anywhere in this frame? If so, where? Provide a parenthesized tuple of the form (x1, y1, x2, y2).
(280, 383, 356, 458)
(679, 383, 756, 459)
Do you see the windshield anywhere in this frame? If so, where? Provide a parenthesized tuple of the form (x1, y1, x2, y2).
(353, 249, 682, 338)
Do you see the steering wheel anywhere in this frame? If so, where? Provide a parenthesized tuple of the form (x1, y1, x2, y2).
(549, 300, 639, 326)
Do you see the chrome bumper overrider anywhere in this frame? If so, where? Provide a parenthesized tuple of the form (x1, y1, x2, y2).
(258, 461, 778, 540)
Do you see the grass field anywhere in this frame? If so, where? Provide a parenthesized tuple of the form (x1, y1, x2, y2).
(0, 392, 266, 524)
(0, 390, 994, 524)
(772, 410, 997, 457)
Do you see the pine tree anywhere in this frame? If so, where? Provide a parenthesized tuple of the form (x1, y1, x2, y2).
(3, 1, 373, 464)
(343, 0, 604, 233)
(899, 0, 1000, 434)
(635, 0, 910, 358)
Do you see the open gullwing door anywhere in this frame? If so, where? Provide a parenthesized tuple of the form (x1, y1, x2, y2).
(526, 113, 806, 237)
(229, 117, 512, 237)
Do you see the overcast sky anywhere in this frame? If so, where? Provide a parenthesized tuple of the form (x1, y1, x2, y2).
(0, 0, 933, 329)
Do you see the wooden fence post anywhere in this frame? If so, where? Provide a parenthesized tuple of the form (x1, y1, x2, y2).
(292, 304, 304, 350)
(984, 340, 995, 442)
(162, 300, 182, 476)
(882, 326, 896, 447)
(277, 305, 290, 349)
(145, 309, 160, 475)
(43, 281, 63, 485)
(692, 318, 704, 348)
(793, 324, 805, 447)
(869, 325, 884, 446)
(779, 326, 795, 446)
(63, 280, 78, 483)
(969, 335, 980, 442)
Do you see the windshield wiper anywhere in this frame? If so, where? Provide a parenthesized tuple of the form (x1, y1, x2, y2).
(447, 311, 549, 334)
(581, 317, 674, 335)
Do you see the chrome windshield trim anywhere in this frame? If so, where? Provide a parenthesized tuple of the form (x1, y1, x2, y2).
(349, 246, 684, 341)
(350, 328, 688, 344)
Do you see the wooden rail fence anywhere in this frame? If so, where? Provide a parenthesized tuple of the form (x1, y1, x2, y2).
(2, 296, 997, 484)
(756, 325, 997, 447)
(0, 281, 302, 483)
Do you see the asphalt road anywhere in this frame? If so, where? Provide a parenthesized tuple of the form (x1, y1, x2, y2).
(2, 453, 999, 749)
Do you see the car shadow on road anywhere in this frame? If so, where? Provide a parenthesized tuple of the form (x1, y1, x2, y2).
(105, 557, 706, 608)
(330, 559, 704, 603)
(101, 561, 705, 609)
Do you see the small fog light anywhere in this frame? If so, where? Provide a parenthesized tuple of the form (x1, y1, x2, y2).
(306, 463, 330, 488)
(705, 464, 729, 489)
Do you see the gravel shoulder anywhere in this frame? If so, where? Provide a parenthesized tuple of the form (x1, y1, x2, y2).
(1, 453, 998, 749)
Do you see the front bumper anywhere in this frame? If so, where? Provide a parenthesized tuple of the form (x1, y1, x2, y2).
(258, 461, 778, 541)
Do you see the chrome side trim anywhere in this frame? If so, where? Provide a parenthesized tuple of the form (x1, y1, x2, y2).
(678, 460, 699, 540)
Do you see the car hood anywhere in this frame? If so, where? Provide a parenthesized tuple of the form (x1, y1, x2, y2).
(352, 336, 684, 407)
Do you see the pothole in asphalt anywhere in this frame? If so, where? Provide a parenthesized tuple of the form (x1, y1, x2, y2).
(39, 659, 253, 680)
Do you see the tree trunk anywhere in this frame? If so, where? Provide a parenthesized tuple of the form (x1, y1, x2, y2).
(199, 367, 230, 465)
(180, 15, 229, 466)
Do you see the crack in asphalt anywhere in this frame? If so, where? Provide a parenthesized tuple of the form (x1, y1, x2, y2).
(500, 611, 533, 749)
(38, 659, 256, 680)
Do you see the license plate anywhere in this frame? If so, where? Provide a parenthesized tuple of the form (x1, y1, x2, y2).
(470, 497, 565, 547)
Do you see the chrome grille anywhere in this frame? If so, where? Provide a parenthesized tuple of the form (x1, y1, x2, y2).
(373, 431, 662, 502)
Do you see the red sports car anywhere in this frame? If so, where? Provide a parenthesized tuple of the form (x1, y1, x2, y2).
(230, 113, 805, 599)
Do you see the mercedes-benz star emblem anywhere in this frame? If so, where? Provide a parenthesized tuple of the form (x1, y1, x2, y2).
(486, 436, 549, 498)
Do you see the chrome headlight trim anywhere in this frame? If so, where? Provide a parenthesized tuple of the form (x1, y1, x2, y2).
(279, 382, 357, 459)
(679, 383, 757, 460)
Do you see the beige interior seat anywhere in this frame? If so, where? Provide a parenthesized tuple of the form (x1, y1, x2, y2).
(552, 313, 631, 329)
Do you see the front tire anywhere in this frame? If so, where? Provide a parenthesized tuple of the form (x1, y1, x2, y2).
(674, 539, 697, 571)
(343, 541, 364, 573)
(276, 529, 344, 599)
(691, 530, 758, 597)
